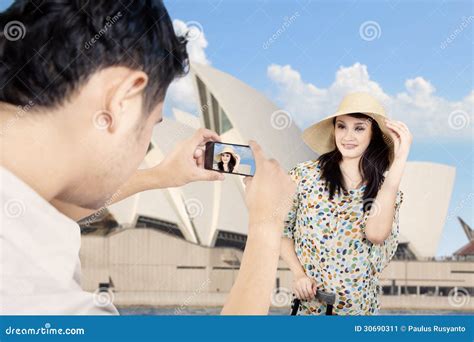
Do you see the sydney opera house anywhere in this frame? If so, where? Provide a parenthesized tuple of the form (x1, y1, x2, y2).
(78, 63, 473, 313)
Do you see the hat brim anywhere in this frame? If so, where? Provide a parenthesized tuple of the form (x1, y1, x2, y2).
(214, 151, 239, 163)
(302, 111, 395, 165)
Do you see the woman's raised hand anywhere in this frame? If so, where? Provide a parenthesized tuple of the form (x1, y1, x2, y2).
(293, 273, 317, 300)
(385, 119, 413, 161)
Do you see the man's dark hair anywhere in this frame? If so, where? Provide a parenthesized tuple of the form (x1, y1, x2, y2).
(0, 0, 188, 113)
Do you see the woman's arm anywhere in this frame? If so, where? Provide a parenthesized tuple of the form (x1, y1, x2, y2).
(234, 154, 241, 172)
(364, 119, 412, 245)
(363, 165, 401, 244)
(280, 237, 305, 277)
(280, 237, 316, 300)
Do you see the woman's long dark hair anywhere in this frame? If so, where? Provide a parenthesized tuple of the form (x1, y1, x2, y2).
(318, 113, 390, 212)
(218, 153, 236, 173)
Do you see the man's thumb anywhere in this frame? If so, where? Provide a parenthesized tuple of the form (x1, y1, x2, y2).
(197, 169, 224, 182)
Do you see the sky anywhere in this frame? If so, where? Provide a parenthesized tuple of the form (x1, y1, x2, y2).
(164, 0, 473, 257)
(0, 0, 472, 256)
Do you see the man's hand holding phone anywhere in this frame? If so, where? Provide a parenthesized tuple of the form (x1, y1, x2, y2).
(147, 128, 225, 188)
(156, 136, 296, 230)
(243, 141, 296, 229)
(53, 127, 296, 315)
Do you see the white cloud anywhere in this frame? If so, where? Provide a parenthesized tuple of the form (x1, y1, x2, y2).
(267, 63, 473, 139)
(165, 19, 211, 113)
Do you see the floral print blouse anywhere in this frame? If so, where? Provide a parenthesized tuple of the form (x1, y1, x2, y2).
(283, 159, 403, 315)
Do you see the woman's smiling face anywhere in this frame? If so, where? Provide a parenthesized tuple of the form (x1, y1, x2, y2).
(334, 114, 373, 160)
(221, 152, 231, 163)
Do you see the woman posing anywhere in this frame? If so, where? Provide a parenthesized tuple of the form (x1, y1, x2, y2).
(216, 146, 241, 173)
(281, 92, 412, 315)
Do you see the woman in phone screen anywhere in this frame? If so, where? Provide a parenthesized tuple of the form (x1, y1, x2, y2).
(281, 93, 412, 315)
(215, 146, 241, 173)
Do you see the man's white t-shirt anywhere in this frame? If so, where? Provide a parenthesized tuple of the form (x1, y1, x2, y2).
(0, 166, 118, 315)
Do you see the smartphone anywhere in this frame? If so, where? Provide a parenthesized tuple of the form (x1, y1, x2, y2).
(204, 142, 256, 177)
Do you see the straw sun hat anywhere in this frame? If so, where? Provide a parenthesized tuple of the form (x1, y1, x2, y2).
(302, 92, 394, 163)
(214, 146, 239, 163)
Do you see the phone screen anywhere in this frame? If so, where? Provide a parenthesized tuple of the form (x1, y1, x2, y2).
(205, 142, 255, 177)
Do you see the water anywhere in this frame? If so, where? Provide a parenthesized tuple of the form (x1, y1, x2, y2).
(118, 307, 473, 316)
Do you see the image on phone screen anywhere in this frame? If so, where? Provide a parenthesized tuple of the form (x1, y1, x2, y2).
(205, 142, 255, 177)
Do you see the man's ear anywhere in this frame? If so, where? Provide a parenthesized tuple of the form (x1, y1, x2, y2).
(102, 70, 149, 133)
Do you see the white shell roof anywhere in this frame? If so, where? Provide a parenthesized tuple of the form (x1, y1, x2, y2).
(106, 64, 456, 258)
